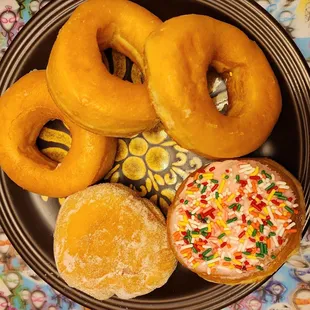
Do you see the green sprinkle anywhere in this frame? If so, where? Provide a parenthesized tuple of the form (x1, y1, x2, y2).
(256, 242, 260, 248)
(206, 255, 215, 261)
(271, 255, 276, 259)
(192, 247, 198, 253)
(269, 232, 276, 237)
(267, 220, 274, 226)
(215, 192, 219, 199)
(224, 257, 232, 261)
(225, 175, 229, 179)
(192, 231, 199, 235)
(277, 196, 287, 201)
(237, 204, 242, 212)
(259, 242, 264, 253)
(226, 217, 238, 224)
(258, 180, 263, 185)
(252, 229, 258, 237)
(200, 227, 208, 235)
(236, 175, 240, 182)
(285, 206, 294, 213)
(199, 174, 203, 179)
(197, 184, 201, 188)
(201, 186, 207, 194)
(202, 248, 212, 257)
(263, 243, 268, 254)
(218, 233, 226, 239)
(256, 253, 264, 258)
(256, 265, 264, 271)
(184, 200, 189, 205)
(211, 179, 218, 184)
(197, 214, 202, 221)
(259, 224, 264, 233)
(274, 191, 283, 196)
(228, 203, 237, 209)
(247, 220, 252, 225)
(265, 183, 275, 191)
(243, 251, 251, 255)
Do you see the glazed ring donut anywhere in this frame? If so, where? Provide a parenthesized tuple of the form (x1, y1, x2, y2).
(0, 70, 117, 198)
(47, 0, 162, 137)
(145, 15, 282, 159)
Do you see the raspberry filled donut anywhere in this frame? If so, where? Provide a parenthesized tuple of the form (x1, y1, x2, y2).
(145, 15, 282, 158)
(0, 70, 116, 197)
(47, 0, 162, 137)
(168, 159, 305, 284)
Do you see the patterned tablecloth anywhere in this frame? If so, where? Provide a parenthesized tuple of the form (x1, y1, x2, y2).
(0, 0, 309, 309)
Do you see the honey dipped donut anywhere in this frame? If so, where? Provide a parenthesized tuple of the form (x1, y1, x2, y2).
(54, 183, 177, 300)
(168, 159, 305, 284)
(0, 70, 117, 197)
(145, 15, 282, 159)
(47, 0, 162, 137)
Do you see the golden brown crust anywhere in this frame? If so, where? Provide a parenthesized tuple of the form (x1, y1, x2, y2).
(167, 158, 305, 285)
(145, 15, 282, 158)
(0, 70, 117, 197)
(54, 183, 177, 300)
(47, 0, 162, 137)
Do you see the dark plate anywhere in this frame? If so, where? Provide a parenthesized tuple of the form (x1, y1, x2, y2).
(0, 0, 310, 309)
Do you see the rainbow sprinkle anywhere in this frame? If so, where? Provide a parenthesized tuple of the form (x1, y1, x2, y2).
(172, 161, 299, 276)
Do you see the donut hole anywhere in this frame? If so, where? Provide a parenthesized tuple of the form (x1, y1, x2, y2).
(101, 48, 144, 84)
(36, 120, 71, 163)
(207, 67, 229, 115)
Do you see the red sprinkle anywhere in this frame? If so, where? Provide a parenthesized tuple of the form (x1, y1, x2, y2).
(278, 236, 283, 245)
(260, 236, 264, 241)
(236, 195, 242, 202)
(253, 205, 262, 212)
(184, 239, 189, 244)
(288, 197, 293, 202)
(209, 167, 215, 172)
(201, 195, 207, 199)
(235, 265, 242, 270)
(187, 182, 195, 187)
(257, 194, 263, 200)
(181, 232, 187, 236)
(220, 242, 227, 248)
(201, 200, 208, 204)
(180, 199, 184, 203)
(266, 215, 271, 220)
(197, 168, 206, 173)
(225, 169, 230, 173)
(185, 210, 191, 218)
(249, 237, 256, 243)
(211, 184, 219, 192)
(239, 180, 247, 187)
(271, 199, 280, 206)
(244, 261, 250, 266)
(238, 231, 246, 238)
(235, 255, 242, 259)
(242, 214, 246, 223)
(250, 176, 260, 180)
(206, 233, 211, 239)
(202, 182, 208, 186)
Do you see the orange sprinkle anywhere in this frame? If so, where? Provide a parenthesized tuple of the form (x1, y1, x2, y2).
(196, 241, 206, 245)
(181, 248, 192, 254)
(223, 262, 231, 266)
(251, 222, 259, 230)
(284, 223, 289, 228)
(189, 187, 200, 192)
(194, 173, 200, 180)
(274, 215, 289, 220)
(270, 226, 278, 231)
(247, 266, 255, 271)
(286, 229, 297, 233)
(252, 181, 257, 192)
(227, 244, 232, 249)
(234, 252, 242, 256)
(251, 211, 259, 217)
(173, 232, 182, 241)
(267, 238, 271, 249)
(294, 209, 299, 214)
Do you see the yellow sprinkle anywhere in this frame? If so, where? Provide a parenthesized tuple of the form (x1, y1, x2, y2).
(193, 262, 200, 269)
(255, 198, 260, 203)
(218, 212, 223, 217)
(263, 207, 269, 215)
(208, 223, 211, 231)
(259, 214, 266, 219)
(218, 180, 226, 194)
(178, 221, 187, 226)
(279, 203, 286, 208)
(186, 191, 194, 195)
(268, 189, 276, 201)
(233, 260, 242, 265)
(226, 230, 232, 235)
(183, 215, 188, 222)
(214, 253, 219, 259)
(195, 201, 200, 206)
(203, 173, 214, 179)
(221, 173, 226, 179)
(249, 207, 255, 212)
(218, 197, 222, 203)
(192, 235, 200, 238)
(221, 220, 227, 228)
(247, 255, 256, 260)
(283, 212, 288, 217)
(182, 254, 188, 258)
(246, 232, 250, 237)
(227, 193, 235, 202)
(208, 263, 215, 267)
(217, 220, 222, 226)
(215, 199, 222, 209)
(250, 166, 259, 176)
(239, 239, 244, 243)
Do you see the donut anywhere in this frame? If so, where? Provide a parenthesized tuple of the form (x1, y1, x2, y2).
(168, 159, 305, 284)
(47, 0, 162, 137)
(144, 15, 282, 159)
(54, 183, 177, 300)
(0, 70, 117, 197)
